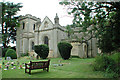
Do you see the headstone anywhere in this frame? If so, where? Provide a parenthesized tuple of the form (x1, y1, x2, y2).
(53, 64, 59, 67)
(30, 56, 33, 60)
(9, 57, 11, 60)
(11, 68, 14, 69)
(7, 62, 10, 65)
(14, 62, 15, 64)
(6, 57, 11, 60)
(6, 57, 9, 60)
(6, 65, 9, 69)
(17, 61, 19, 65)
(22, 63, 25, 65)
(58, 60, 61, 63)
(13, 66, 16, 69)
(59, 64, 63, 66)
(11, 62, 14, 66)
(4, 69, 7, 70)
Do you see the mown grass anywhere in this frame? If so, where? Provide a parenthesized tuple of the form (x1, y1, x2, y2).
(0, 58, 2, 79)
(2, 57, 110, 78)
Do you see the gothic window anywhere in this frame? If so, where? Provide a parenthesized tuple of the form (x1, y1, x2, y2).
(23, 22, 25, 29)
(44, 36, 49, 46)
(33, 24, 35, 30)
(44, 21, 48, 28)
(32, 42, 34, 50)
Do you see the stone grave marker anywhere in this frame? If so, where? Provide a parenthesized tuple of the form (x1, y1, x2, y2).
(5, 65, 9, 70)
(11, 62, 14, 66)
(6, 57, 11, 60)
(13, 66, 16, 69)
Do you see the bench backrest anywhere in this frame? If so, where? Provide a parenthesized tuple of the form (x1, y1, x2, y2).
(29, 59, 50, 69)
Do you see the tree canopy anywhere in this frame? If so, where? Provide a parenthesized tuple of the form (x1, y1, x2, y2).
(60, 0, 120, 53)
(1, 2, 23, 48)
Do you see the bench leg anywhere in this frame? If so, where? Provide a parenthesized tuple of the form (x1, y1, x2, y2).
(29, 69, 31, 74)
(47, 67, 49, 72)
(43, 68, 45, 71)
(43, 68, 47, 71)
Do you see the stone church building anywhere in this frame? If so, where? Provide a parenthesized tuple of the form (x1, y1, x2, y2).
(16, 14, 98, 58)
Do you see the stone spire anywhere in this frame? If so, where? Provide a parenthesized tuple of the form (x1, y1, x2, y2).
(54, 13, 59, 24)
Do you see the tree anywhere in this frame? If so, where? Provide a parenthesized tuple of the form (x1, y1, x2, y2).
(65, 25, 74, 38)
(1, 2, 22, 48)
(59, 1, 120, 53)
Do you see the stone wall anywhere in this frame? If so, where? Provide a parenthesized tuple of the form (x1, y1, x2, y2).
(70, 41, 88, 58)
(17, 14, 98, 58)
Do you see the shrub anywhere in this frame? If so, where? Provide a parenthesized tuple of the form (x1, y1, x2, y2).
(92, 55, 115, 72)
(34, 44, 49, 59)
(2, 47, 11, 57)
(58, 42, 72, 60)
(92, 53, 120, 78)
(111, 52, 120, 63)
(110, 52, 120, 77)
(5, 49, 17, 59)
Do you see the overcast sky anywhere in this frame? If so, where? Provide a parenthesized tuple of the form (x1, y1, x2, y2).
(4, 0, 74, 26)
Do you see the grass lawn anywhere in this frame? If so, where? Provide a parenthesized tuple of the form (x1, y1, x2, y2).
(2, 57, 110, 78)
(0, 58, 2, 79)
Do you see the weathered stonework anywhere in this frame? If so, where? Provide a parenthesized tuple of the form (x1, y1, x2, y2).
(16, 14, 98, 58)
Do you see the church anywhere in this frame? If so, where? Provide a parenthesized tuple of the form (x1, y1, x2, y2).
(16, 14, 98, 58)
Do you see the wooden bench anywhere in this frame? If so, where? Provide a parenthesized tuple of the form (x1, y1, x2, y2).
(25, 59, 50, 74)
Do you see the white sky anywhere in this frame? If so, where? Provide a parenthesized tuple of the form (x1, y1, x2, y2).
(3, 0, 74, 26)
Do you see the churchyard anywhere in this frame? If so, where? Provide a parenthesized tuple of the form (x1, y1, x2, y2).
(2, 56, 110, 78)
(1, 0, 120, 79)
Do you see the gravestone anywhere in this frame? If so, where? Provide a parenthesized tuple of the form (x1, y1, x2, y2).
(59, 64, 63, 66)
(11, 62, 14, 66)
(17, 61, 19, 65)
(6, 57, 11, 60)
(13, 66, 16, 69)
(6, 65, 9, 69)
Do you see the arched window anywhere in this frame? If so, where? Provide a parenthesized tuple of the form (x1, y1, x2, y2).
(33, 24, 35, 30)
(23, 22, 25, 29)
(44, 36, 49, 46)
(32, 42, 34, 50)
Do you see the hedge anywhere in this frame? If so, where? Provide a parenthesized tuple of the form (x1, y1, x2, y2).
(5, 49, 17, 59)
(58, 42, 72, 60)
(34, 44, 49, 59)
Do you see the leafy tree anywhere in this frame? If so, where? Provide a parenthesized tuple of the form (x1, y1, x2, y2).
(1, 2, 22, 48)
(65, 25, 74, 38)
(59, 1, 120, 53)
